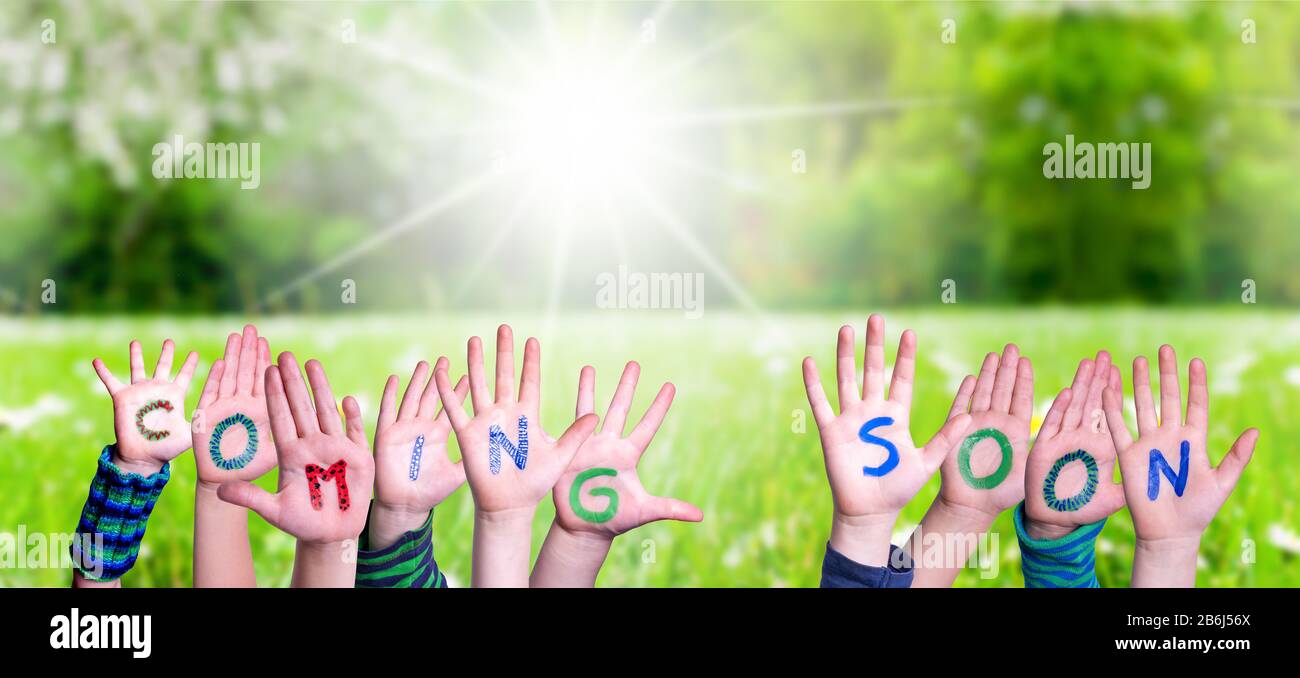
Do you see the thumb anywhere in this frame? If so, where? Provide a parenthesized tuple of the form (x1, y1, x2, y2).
(554, 413, 599, 467)
(218, 481, 281, 528)
(923, 413, 970, 473)
(1215, 428, 1259, 497)
(643, 496, 704, 525)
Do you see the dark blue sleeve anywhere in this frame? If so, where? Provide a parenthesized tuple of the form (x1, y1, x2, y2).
(820, 542, 914, 588)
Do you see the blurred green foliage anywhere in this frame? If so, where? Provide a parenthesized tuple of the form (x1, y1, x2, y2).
(1, 2, 1298, 311)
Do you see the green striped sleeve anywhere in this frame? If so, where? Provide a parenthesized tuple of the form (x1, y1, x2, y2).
(1014, 502, 1106, 588)
(355, 507, 447, 589)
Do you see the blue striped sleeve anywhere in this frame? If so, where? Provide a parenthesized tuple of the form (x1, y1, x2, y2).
(1013, 502, 1106, 588)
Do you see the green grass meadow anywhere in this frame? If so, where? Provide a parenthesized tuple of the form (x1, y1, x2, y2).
(0, 310, 1296, 587)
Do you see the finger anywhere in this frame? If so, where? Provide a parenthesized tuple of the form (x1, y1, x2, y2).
(197, 360, 226, 410)
(277, 352, 318, 437)
(1062, 359, 1094, 431)
(1158, 345, 1182, 427)
(554, 413, 599, 468)
(1133, 356, 1158, 434)
(602, 361, 641, 436)
(643, 496, 704, 524)
(174, 351, 200, 392)
(1010, 357, 1035, 422)
(467, 336, 489, 414)
(446, 460, 467, 489)
(990, 344, 1020, 413)
(342, 396, 368, 448)
(1092, 480, 1127, 518)
(576, 365, 596, 418)
(519, 337, 541, 406)
(264, 365, 297, 443)
(946, 375, 976, 420)
(970, 351, 1000, 412)
(1215, 428, 1258, 497)
(305, 359, 341, 435)
(214, 333, 238, 396)
(92, 359, 124, 396)
(217, 481, 281, 528)
(1101, 387, 1134, 451)
(835, 325, 859, 409)
(434, 367, 471, 430)
(494, 324, 515, 403)
(1038, 388, 1072, 440)
(235, 325, 259, 395)
(1187, 357, 1208, 431)
(153, 339, 175, 380)
(434, 375, 470, 425)
(802, 357, 834, 428)
(377, 375, 400, 430)
(887, 329, 916, 409)
(250, 338, 270, 397)
(397, 361, 430, 421)
(129, 340, 146, 383)
(629, 382, 675, 452)
(862, 314, 887, 400)
(417, 357, 450, 420)
(1082, 351, 1112, 433)
(923, 413, 971, 473)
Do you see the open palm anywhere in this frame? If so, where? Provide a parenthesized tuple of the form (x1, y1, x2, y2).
(1103, 346, 1257, 542)
(93, 339, 199, 472)
(373, 358, 470, 513)
(938, 344, 1033, 516)
(435, 325, 596, 515)
(193, 325, 276, 485)
(802, 315, 970, 518)
(553, 362, 702, 537)
(218, 353, 374, 544)
(1024, 351, 1126, 532)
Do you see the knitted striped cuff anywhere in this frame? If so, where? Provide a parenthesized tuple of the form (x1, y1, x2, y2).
(1013, 502, 1106, 588)
(70, 446, 171, 582)
(355, 506, 447, 589)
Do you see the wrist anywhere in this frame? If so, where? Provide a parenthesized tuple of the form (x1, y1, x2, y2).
(1024, 517, 1077, 542)
(933, 496, 1001, 532)
(368, 502, 432, 551)
(471, 507, 535, 588)
(110, 445, 164, 477)
(1134, 535, 1201, 559)
(1132, 535, 1201, 588)
(291, 539, 357, 588)
(830, 510, 898, 567)
(531, 521, 613, 588)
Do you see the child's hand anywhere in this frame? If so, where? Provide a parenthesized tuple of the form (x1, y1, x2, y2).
(552, 362, 703, 538)
(802, 315, 971, 564)
(1102, 346, 1257, 546)
(218, 353, 375, 545)
(1023, 351, 1126, 539)
(937, 344, 1033, 518)
(434, 325, 597, 517)
(193, 325, 275, 486)
(370, 358, 470, 543)
(93, 339, 199, 475)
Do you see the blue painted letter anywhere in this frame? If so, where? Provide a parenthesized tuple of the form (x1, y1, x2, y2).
(1147, 440, 1190, 501)
(489, 415, 529, 475)
(858, 416, 900, 477)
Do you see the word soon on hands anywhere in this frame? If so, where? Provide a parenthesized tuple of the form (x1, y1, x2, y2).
(134, 399, 174, 441)
(570, 467, 620, 523)
(209, 413, 258, 471)
(858, 416, 900, 477)
(306, 460, 350, 511)
(488, 415, 529, 475)
(408, 434, 425, 481)
(958, 428, 1013, 489)
(1043, 449, 1098, 512)
(1148, 440, 1190, 501)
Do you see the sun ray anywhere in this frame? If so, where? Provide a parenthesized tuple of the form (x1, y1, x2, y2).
(649, 96, 956, 130)
(451, 181, 543, 303)
(261, 166, 508, 309)
(631, 8, 773, 98)
(463, 1, 538, 78)
(623, 177, 793, 347)
(644, 144, 781, 202)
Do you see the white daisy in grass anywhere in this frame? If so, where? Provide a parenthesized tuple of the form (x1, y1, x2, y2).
(1209, 352, 1255, 395)
(0, 394, 70, 432)
(1284, 366, 1300, 388)
(1267, 523, 1300, 555)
